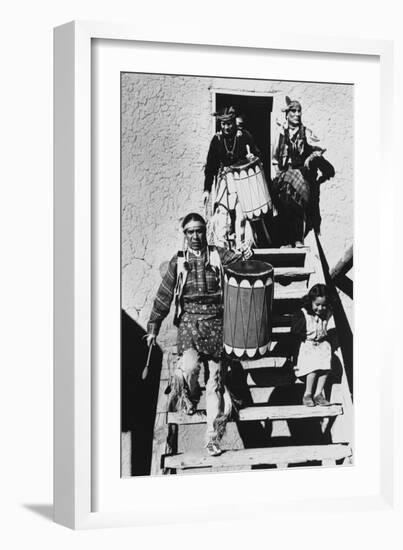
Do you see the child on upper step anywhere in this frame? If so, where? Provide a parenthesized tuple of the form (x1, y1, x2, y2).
(291, 283, 336, 407)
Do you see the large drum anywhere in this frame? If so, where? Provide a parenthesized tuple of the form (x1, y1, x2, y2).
(223, 260, 274, 359)
(228, 158, 273, 220)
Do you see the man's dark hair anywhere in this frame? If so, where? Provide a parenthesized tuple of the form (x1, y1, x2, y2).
(181, 212, 206, 230)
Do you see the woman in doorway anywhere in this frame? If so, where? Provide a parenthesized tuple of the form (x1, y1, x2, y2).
(203, 106, 259, 249)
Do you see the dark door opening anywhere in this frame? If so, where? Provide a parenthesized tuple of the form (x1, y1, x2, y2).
(215, 93, 273, 179)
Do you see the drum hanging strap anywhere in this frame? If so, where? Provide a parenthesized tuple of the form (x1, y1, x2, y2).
(173, 251, 189, 326)
(208, 246, 224, 300)
(214, 171, 229, 211)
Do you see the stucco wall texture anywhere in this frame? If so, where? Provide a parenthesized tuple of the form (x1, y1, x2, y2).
(122, 73, 353, 345)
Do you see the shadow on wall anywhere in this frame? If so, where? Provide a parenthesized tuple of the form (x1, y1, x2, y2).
(316, 237, 354, 398)
(121, 309, 163, 476)
(305, 155, 336, 235)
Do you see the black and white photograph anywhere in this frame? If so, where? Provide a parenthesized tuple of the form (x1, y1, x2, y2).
(121, 72, 353, 477)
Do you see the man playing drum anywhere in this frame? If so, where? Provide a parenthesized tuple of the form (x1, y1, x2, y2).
(271, 96, 334, 247)
(146, 213, 252, 456)
(203, 106, 260, 249)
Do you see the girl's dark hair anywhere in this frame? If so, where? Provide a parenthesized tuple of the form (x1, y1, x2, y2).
(181, 212, 206, 230)
(302, 283, 332, 314)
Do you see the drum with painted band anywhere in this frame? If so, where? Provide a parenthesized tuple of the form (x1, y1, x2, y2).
(229, 157, 273, 220)
(223, 260, 274, 359)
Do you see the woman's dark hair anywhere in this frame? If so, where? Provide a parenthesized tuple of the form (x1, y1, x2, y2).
(302, 283, 333, 314)
(181, 212, 206, 230)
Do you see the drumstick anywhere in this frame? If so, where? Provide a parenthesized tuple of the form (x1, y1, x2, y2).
(142, 341, 154, 380)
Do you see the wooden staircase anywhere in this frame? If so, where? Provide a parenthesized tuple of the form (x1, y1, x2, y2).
(150, 231, 353, 475)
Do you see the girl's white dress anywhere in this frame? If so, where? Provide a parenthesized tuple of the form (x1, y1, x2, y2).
(294, 307, 334, 378)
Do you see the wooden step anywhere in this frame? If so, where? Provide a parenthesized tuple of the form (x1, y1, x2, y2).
(272, 326, 291, 335)
(274, 267, 314, 278)
(275, 286, 306, 300)
(239, 404, 343, 421)
(167, 403, 343, 425)
(185, 384, 285, 410)
(241, 356, 288, 369)
(253, 248, 309, 268)
(164, 443, 352, 469)
(161, 351, 291, 380)
(253, 247, 309, 255)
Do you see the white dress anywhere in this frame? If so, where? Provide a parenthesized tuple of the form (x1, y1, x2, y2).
(294, 308, 334, 378)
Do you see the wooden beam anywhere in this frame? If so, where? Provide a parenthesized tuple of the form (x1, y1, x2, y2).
(334, 275, 353, 299)
(163, 443, 352, 469)
(304, 230, 326, 286)
(150, 413, 169, 475)
(167, 404, 343, 425)
(150, 347, 178, 475)
(329, 245, 353, 279)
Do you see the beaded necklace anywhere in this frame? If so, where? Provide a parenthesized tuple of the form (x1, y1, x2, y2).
(223, 134, 237, 160)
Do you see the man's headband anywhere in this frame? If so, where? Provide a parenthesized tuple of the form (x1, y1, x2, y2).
(213, 106, 236, 122)
(183, 220, 206, 232)
(282, 96, 302, 113)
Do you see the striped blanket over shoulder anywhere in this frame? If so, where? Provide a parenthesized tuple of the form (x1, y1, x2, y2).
(274, 167, 310, 209)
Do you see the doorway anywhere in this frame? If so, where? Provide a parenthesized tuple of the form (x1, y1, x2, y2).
(214, 91, 275, 246)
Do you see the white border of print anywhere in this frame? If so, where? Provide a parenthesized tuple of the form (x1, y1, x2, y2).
(54, 21, 397, 530)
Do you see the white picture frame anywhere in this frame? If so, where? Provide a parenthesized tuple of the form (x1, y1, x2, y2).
(54, 21, 398, 530)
